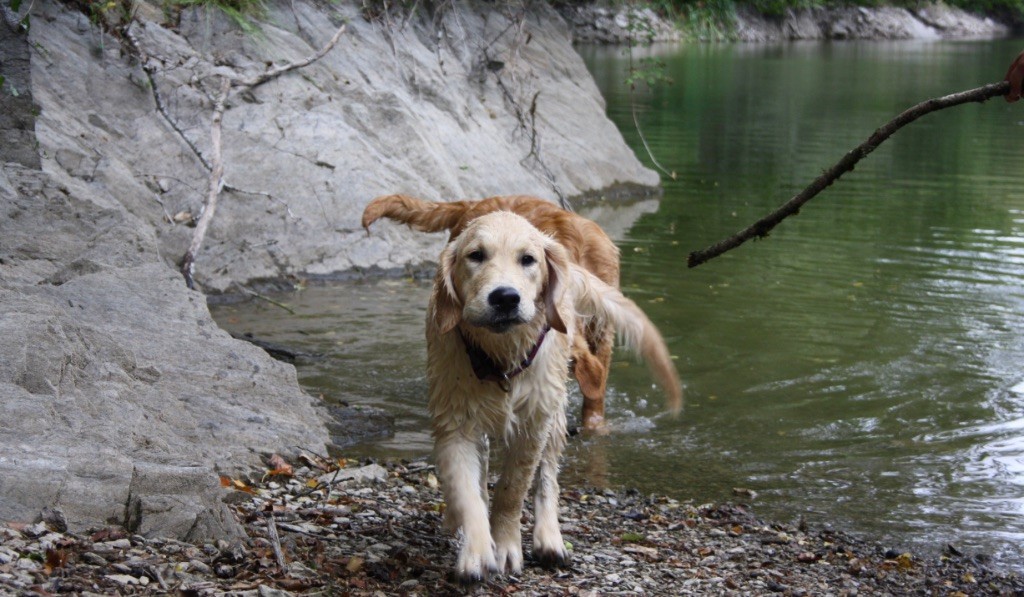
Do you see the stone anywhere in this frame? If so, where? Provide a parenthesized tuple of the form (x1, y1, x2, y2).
(316, 464, 389, 487)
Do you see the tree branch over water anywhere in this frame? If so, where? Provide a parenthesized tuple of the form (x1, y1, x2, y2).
(687, 51, 1024, 269)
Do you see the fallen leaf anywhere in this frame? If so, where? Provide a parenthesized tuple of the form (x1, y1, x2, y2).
(298, 452, 333, 472)
(227, 479, 256, 494)
(268, 454, 293, 473)
(346, 556, 364, 573)
(264, 467, 293, 479)
(44, 548, 68, 575)
(894, 552, 914, 571)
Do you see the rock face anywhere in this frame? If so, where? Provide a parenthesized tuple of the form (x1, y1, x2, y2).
(557, 3, 682, 44)
(0, 0, 658, 540)
(0, 162, 329, 540)
(31, 0, 658, 292)
(733, 3, 1011, 42)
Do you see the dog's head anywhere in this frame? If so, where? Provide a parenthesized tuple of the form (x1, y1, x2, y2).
(431, 211, 569, 336)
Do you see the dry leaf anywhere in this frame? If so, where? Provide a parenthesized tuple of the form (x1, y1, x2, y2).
(268, 454, 293, 475)
(44, 547, 69, 575)
(346, 556, 364, 573)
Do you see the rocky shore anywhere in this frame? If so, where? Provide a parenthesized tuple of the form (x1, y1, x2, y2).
(557, 1, 1015, 43)
(3, 457, 1022, 596)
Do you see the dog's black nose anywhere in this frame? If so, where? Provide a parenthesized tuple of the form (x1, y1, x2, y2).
(488, 287, 520, 313)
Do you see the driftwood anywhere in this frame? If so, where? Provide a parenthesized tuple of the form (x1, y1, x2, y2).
(179, 23, 347, 289)
(687, 50, 1024, 269)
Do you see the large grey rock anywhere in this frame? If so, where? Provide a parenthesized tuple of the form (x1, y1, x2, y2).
(31, 0, 659, 292)
(0, 163, 328, 539)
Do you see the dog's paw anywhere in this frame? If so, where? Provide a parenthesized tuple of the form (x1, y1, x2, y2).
(494, 536, 524, 575)
(533, 542, 571, 569)
(455, 541, 499, 584)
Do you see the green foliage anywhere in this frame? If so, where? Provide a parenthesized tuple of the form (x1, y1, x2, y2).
(5, 0, 31, 30)
(675, 0, 739, 40)
(946, 0, 1024, 19)
(164, 0, 268, 33)
(626, 57, 673, 88)
(746, 0, 815, 16)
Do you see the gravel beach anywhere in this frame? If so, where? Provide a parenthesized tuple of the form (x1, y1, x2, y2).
(2, 457, 1022, 596)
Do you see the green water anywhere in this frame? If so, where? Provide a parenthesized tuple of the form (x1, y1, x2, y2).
(212, 39, 1024, 567)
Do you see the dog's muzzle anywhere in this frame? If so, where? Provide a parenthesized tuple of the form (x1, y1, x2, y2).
(485, 286, 524, 331)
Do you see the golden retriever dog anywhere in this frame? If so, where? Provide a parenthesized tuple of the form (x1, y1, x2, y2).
(362, 193, 627, 430)
(424, 211, 681, 582)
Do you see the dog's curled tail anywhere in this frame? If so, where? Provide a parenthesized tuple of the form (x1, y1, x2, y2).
(569, 264, 683, 415)
(362, 194, 467, 233)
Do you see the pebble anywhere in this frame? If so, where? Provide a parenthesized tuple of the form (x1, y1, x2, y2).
(99, 538, 131, 550)
(104, 574, 139, 586)
(0, 460, 1020, 596)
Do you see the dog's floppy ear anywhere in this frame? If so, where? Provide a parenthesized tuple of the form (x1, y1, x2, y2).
(542, 239, 570, 334)
(431, 241, 462, 334)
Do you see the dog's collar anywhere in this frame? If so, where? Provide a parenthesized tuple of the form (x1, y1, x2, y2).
(459, 325, 551, 392)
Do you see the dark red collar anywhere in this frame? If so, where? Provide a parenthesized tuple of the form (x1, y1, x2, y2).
(459, 325, 551, 392)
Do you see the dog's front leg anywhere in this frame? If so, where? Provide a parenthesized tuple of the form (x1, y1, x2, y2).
(490, 418, 551, 575)
(533, 407, 570, 567)
(435, 433, 498, 583)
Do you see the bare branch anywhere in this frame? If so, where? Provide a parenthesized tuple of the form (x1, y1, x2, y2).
(235, 23, 347, 89)
(686, 80, 1011, 269)
(181, 76, 230, 289)
(175, 20, 347, 288)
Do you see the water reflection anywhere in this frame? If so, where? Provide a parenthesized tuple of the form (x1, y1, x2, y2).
(214, 39, 1024, 569)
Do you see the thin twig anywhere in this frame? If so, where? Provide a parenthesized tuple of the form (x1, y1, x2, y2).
(235, 23, 347, 89)
(239, 286, 297, 314)
(626, 36, 675, 182)
(686, 80, 1011, 268)
(125, 23, 213, 172)
(181, 76, 230, 289)
(481, 12, 570, 211)
(265, 511, 288, 570)
(631, 100, 675, 181)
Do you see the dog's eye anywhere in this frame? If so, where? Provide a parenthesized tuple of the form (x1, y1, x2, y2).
(520, 254, 537, 267)
(467, 249, 485, 263)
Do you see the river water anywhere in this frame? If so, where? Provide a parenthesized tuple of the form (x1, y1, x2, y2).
(212, 39, 1024, 568)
